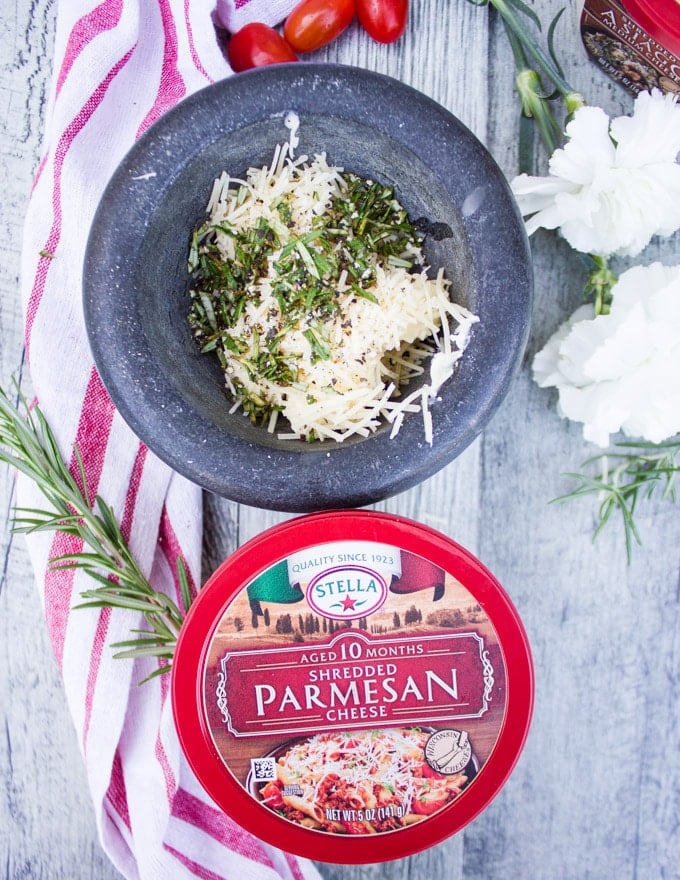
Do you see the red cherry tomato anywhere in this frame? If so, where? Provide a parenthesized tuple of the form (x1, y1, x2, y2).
(284, 0, 356, 53)
(412, 789, 449, 816)
(260, 781, 284, 809)
(341, 820, 371, 834)
(420, 762, 446, 780)
(356, 0, 408, 43)
(227, 22, 298, 72)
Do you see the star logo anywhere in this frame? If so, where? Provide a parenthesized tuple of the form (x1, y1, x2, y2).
(340, 594, 357, 612)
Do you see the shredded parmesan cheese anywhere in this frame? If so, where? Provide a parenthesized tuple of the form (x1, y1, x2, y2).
(188, 137, 478, 444)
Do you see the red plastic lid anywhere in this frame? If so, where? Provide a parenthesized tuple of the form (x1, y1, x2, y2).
(624, 0, 680, 55)
(172, 510, 533, 863)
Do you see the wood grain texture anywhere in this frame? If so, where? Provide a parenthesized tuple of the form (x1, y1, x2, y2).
(3, 0, 680, 879)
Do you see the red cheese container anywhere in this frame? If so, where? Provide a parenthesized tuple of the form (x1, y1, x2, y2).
(623, 0, 680, 56)
(580, 0, 680, 95)
(171, 510, 534, 863)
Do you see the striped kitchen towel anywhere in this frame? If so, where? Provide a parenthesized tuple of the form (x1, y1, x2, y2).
(214, 0, 295, 32)
(18, 1, 321, 878)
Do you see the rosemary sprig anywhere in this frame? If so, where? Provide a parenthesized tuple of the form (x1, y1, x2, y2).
(0, 382, 192, 681)
(554, 438, 680, 562)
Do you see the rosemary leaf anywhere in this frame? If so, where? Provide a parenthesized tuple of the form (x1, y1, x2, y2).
(74, 595, 171, 614)
(137, 665, 173, 684)
(114, 625, 177, 644)
(177, 555, 193, 616)
(0, 381, 192, 676)
(112, 646, 176, 660)
(110, 637, 173, 648)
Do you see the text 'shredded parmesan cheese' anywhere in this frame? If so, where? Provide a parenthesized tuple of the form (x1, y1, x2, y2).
(172, 511, 534, 863)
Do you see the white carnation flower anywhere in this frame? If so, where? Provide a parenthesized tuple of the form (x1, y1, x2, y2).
(532, 263, 680, 447)
(511, 90, 680, 257)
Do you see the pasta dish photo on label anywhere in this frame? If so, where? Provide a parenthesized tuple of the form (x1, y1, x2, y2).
(251, 727, 474, 835)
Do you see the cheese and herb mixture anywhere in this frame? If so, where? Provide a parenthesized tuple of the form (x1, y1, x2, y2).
(187, 135, 478, 443)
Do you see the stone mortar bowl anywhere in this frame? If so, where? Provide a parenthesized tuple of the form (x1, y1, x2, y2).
(83, 64, 533, 512)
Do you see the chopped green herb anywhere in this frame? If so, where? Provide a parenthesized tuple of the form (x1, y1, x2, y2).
(303, 327, 332, 363)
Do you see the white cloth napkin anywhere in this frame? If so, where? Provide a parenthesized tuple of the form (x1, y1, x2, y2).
(19, 1, 322, 878)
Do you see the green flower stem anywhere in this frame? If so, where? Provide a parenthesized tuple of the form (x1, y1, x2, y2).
(469, 0, 585, 157)
(564, 91, 585, 116)
(583, 255, 618, 315)
(516, 67, 563, 158)
(487, 0, 577, 98)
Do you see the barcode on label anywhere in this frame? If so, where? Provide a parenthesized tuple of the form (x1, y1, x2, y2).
(251, 757, 276, 782)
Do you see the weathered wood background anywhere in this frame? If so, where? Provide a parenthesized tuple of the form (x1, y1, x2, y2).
(2, 1, 679, 878)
